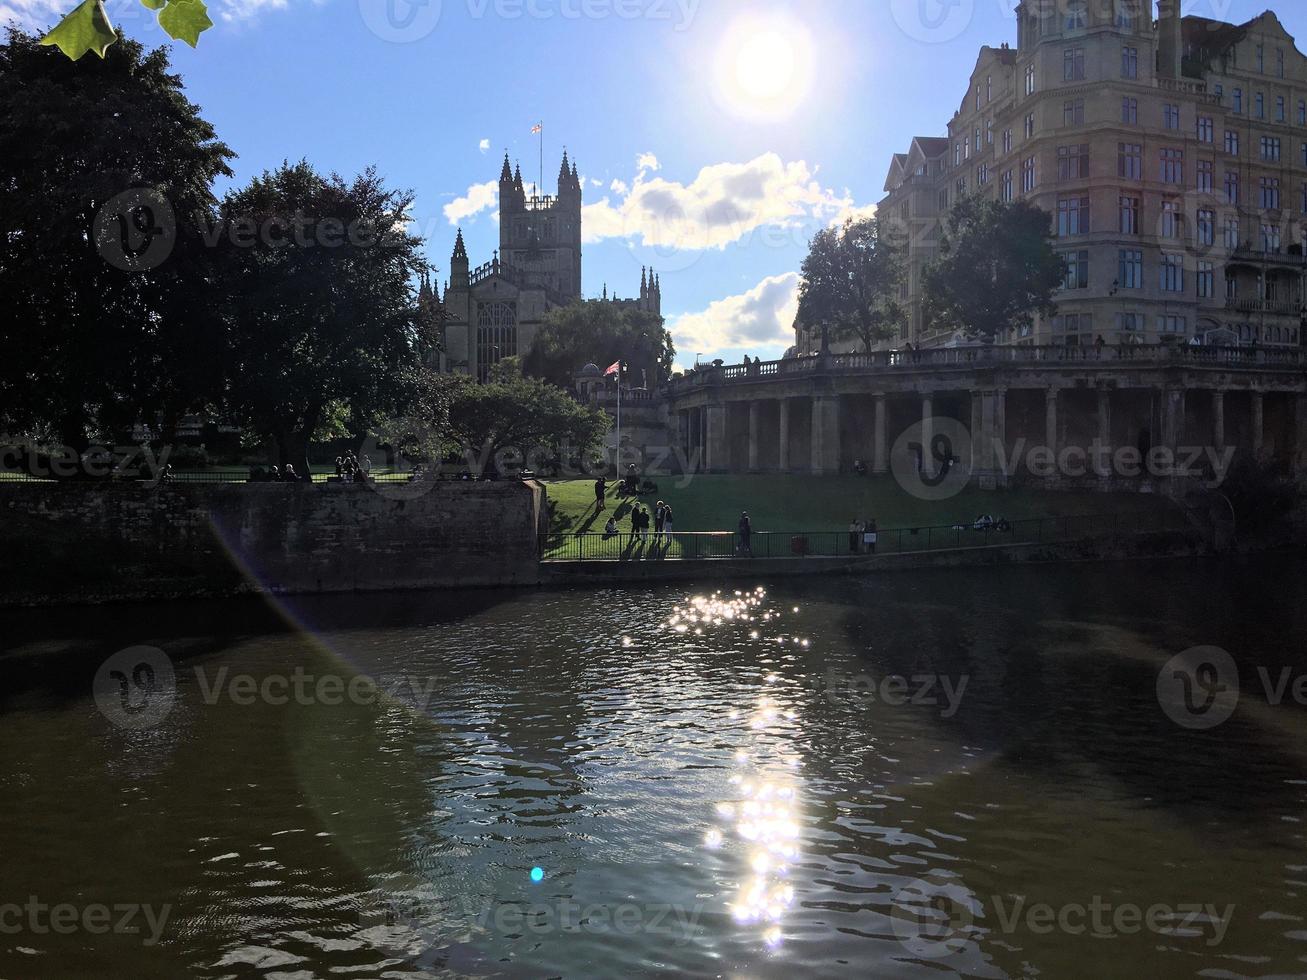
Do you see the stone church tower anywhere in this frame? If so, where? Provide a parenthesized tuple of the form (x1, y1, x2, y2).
(438, 149, 658, 381)
(498, 151, 583, 302)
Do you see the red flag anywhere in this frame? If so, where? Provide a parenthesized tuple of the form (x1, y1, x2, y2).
(531, 123, 542, 134)
(604, 361, 621, 377)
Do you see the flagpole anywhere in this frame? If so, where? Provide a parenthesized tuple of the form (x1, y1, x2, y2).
(616, 363, 622, 468)
(538, 121, 543, 200)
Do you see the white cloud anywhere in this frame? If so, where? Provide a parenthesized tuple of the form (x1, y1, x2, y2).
(832, 201, 878, 228)
(667, 273, 800, 358)
(590, 178, 603, 188)
(0, 0, 58, 29)
(636, 152, 661, 173)
(443, 180, 498, 226)
(582, 153, 856, 253)
(215, 0, 290, 22)
(479, 139, 491, 153)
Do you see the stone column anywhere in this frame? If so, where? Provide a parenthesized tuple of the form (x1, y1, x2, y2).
(1252, 391, 1265, 455)
(995, 388, 1008, 477)
(970, 391, 983, 471)
(1212, 390, 1226, 453)
(748, 401, 760, 472)
(873, 394, 888, 474)
(778, 398, 791, 473)
(921, 394, 934, 472)
(1045, 388, 1059, 456)
(1096, 387, 1112, 478)
(1163, 388, 1186, 453)
(811, 395, 841, 476)
(1296, 394, 1307, 477)
(705, 403, 726, 474)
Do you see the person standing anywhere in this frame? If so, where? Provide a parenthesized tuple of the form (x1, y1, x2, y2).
(595, 476, 607, 511)
(849, 519, 862, 554)
(864, 518, 878, 555)
(738, 512, 753, 557)
(654, 500, 666, 543)
(661, 503, 674, 547)
(629, 506, 641, 549)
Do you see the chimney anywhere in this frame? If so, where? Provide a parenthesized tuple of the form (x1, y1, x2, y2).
(1157, 0, 1182, 78)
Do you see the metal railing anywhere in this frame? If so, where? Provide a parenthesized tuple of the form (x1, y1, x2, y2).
(542, 510, 1191, 562)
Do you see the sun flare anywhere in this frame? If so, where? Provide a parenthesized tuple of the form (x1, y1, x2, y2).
(714, 16, 814, 120)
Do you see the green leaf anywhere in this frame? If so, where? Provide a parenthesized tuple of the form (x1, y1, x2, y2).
(139, 0, 167, 10)
(40, 0, 117, 60)
(157, 0, 213, 48)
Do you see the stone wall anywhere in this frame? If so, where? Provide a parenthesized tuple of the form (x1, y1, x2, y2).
(0, 480, 546, 606)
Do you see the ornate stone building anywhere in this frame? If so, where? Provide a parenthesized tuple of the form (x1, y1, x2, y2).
(428, 151, 661, 381)
(827, 0, 1307, 352)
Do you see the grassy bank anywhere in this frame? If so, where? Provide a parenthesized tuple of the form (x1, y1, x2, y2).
(544, 475, 1172, 540)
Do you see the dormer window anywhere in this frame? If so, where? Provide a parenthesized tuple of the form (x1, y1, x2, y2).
(1065, 0, 1086, 31)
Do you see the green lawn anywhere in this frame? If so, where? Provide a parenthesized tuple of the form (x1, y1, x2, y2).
(544, 474, 1173, 542)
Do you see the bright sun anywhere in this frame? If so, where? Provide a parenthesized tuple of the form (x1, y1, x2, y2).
(714, 16, 814, 120)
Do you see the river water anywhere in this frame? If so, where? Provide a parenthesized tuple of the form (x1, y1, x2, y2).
(2, 557, 1307, 979)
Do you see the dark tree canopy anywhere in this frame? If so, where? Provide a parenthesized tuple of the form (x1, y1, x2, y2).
(430, 373, 608, 465)
(922, 196, 1065, 344)
(796, 216, 906, 354)
(0, 28, 232, 448)
(526, 300, 674, 389)
(218, 161, 428, 478)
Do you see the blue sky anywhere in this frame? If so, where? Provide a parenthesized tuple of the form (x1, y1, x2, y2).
(6, 0, 1302, 366)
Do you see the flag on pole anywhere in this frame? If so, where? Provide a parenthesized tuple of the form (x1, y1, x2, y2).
(531, 123, 542, 134)
(604, 361, 621, 377)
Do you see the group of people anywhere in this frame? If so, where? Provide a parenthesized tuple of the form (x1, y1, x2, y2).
(604, 499, 676, 548)
(334, 453, 371, 483)
(249, 463, 302, 482)
(848, 518, 879, 554)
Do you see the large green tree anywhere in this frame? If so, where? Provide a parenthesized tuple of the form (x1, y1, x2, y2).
(0, 29, 232, 449)
(525, 300, 674, 389)
(922, 196, 1065, 344)
(432, 374, 608, 473)
(218, 161, 428, 479)
(796, 216, 906, 353)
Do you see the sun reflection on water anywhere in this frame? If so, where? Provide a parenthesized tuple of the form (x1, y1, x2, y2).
(667, 588, 806, 951)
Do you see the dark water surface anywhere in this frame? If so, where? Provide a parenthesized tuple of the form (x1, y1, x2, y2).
(2, 557, 1307, 979)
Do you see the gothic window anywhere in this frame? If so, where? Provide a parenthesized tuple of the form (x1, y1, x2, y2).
(476, 301, 518, 382)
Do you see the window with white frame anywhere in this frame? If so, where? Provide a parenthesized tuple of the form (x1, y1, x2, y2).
(1161, 253, 1184, 292)
(1062, 250, 1089, 290)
